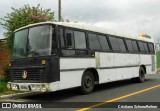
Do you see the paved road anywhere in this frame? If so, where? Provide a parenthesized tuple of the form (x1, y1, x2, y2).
(0, 74, 160, 111)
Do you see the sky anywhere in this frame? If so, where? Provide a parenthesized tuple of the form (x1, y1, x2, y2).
(0, 0, 160, 42)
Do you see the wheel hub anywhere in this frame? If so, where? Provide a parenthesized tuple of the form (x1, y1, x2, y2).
(85, 76, 92, 88)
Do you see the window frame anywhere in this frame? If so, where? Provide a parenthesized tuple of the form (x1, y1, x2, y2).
(143, 42, 150, 53)
(88, 32, 102, 51)
(59, 26, 65, 48)
(125, 39, 134, 53)
(59, 26, 89, 57)
(74, 30, 87, 49)
(108, 36, 121, 52)
(97, 34, 111, 51)
(148, 43, 155, 54)
(117, 38, 127, 53)
(64, 28, 75, 48)
(58, 25, 155, 56)
(132, 40, 139, 53)
(137, 41, 145, 53)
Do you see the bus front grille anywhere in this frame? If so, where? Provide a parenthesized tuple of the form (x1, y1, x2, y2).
(11, 68, 46, 82)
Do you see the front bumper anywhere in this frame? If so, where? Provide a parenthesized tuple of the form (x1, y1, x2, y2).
(7, 82, 51, 92)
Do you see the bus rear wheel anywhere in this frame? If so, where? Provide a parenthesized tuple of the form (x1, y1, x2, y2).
(81, 71, 95, 94)
(132, 67, 145, 83)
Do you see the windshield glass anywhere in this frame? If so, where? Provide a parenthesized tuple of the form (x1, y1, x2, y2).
(12, 29, 28, 58)
(28, 25, 52, 57)
(12, 25, 52, 59)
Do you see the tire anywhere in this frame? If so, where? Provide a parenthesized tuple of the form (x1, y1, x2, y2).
(81, 71, 95, 94)
(132, 67, 145, 83)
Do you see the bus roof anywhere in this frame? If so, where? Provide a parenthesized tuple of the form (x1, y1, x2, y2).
(15, 21, 154, 43)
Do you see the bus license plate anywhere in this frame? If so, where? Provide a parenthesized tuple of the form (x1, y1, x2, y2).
(20, 85, 29, 91)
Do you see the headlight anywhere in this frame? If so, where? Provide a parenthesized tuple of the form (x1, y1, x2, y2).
(31, 85, 36, 90)
(36, 85, 41, 91)
(41, 85, 47, 92)
(30, 84, 48, 92)
(7, 83, 11, 89)
(11, 84, 18, 90)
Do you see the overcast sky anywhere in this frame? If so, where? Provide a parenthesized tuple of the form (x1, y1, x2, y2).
(0, 0, 160, 41)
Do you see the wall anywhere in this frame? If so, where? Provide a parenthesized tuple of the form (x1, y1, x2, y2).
(0, 42, 10, 78)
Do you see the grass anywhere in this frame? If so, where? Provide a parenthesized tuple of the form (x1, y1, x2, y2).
(0, 78, 21, 96)
(156, 51, 160, 68)
(0, 78, 8, 92)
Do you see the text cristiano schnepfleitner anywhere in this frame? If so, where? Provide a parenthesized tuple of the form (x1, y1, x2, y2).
(118, 104, 158, 109)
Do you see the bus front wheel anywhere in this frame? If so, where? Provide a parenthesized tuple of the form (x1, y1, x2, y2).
(132, 67, 145, 83)
(81, 71, 95, 94)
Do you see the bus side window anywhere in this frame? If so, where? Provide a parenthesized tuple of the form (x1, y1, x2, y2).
(117, 38, 127, 52)
(61, 29, 75, 56)
(138, 42, 145, 53)
(143, 42, 149, 53)
(74, 31, 86, 49)
(132, 41, 139, 53)
(97, 35, 110, 51)
(148, 43, 154, 54)
(108, 36, 120, 52)
(88, 33, 101, 51)
(125, 39, 134, 53)
(74, 31, 88, 56)
(65, 29, 74, 48)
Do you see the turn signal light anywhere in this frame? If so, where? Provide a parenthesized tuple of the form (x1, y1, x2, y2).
(41, 60, 46, 65)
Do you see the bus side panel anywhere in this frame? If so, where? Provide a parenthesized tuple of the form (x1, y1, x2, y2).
(99, 53, 140, 67)
(128, 54, 140, 65)
(59, 71, 83, 89)
(114, 53, 140, 79)
(113, 53, 130, 66)
(140, 54, 151, 65)
(128, 67, 139, 78)
(98, 53, 140, 82)
(152, 55, 157, 74)
(140, 54, 154, 74)
(116, 68, 129, 80)
(98, 53, 114, 67)
(59, 58, 95, 89)
(97, 69, 117, 83)
(60, 58, 95, 70)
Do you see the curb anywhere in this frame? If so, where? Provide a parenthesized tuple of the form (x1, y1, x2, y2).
(0, 92, 43, 99)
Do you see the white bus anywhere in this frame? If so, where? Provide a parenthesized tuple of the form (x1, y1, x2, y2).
(8, 22, 156, 94)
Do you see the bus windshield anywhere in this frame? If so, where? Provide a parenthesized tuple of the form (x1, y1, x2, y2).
(12, 25, 52, 58)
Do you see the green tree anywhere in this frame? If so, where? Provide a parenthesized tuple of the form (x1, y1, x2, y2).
(0, 4, 54, 49)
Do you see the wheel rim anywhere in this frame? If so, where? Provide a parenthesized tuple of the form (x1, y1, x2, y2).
(84, 75, 93, 88)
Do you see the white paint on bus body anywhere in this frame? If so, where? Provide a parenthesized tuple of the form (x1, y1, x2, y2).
(56, 52, 155, 91)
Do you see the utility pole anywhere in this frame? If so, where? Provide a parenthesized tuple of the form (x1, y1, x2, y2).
(58, 0, 62, 22)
